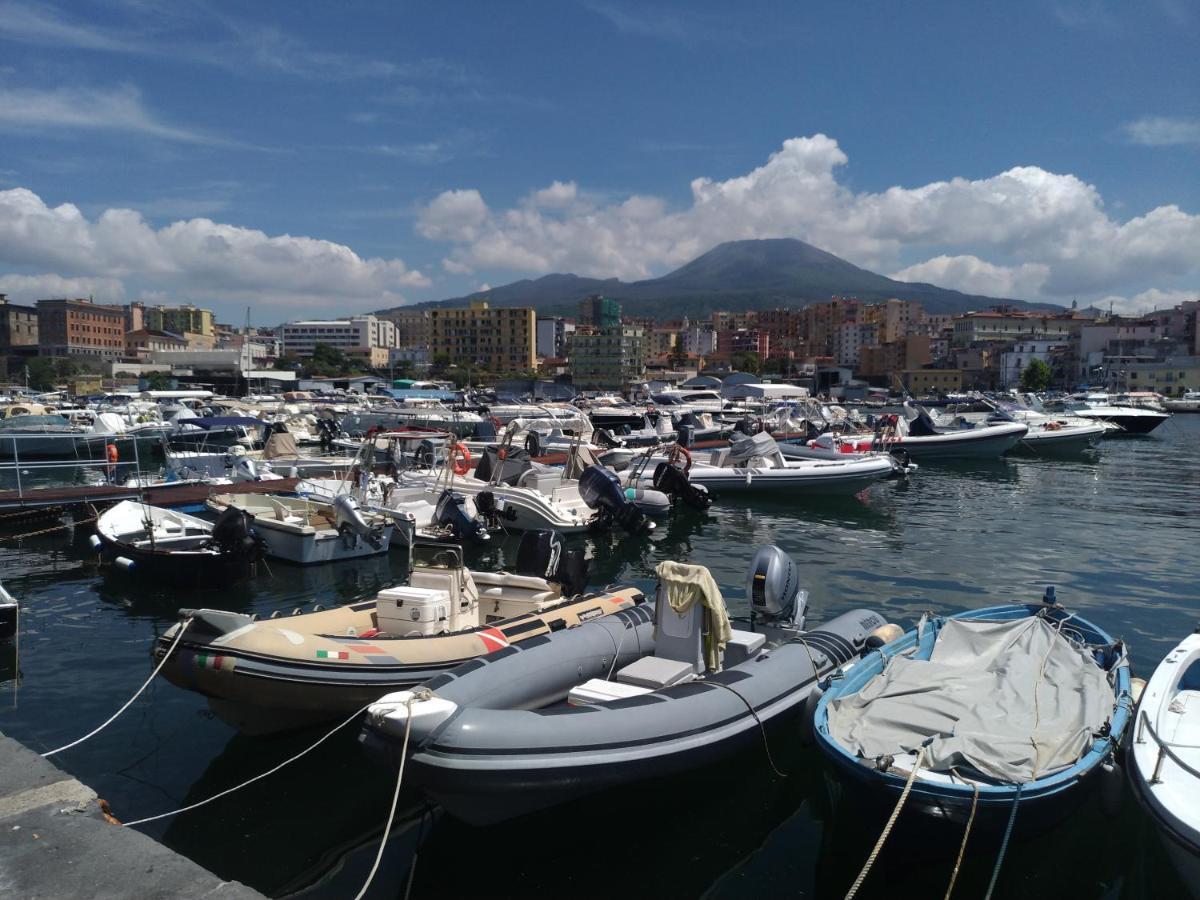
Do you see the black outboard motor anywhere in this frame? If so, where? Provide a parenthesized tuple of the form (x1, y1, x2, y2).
(652, 461, 712, 510)
(577, 464, 654, 534)
(747, 545, 806, 630)
(515, 530, 588, 598)
(592, 428, 621, 449)
(433, 490, 490, 543)
(209, 506, 266, 561)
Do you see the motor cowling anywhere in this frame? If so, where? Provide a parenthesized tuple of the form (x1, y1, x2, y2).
(577, 464, 654, 534)
(747, 545, 805, 627)
(209, 506, 266, 560)
(433, 489, 489, 543)
(515, 530, 588, 598)
(652, 461, 712, 510)
(333, 494, 384, 550)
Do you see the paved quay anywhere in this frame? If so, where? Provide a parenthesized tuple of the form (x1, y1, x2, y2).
(0, 731, 263, 899)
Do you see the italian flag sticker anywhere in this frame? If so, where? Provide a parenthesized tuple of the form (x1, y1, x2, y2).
(317, 649, 350, 660)
(195, 654, 234, 672)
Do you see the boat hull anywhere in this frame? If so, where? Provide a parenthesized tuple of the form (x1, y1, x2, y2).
(96, 535, 258, 587)
(1011, 425, 1104, 455)
(251, 519, 395, 564)
(888, 424, 1027, 460)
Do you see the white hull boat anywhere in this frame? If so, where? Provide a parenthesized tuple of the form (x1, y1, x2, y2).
(876, 405, 1029, 460)
(1163, 392, 1200, 413)
(207, 493, 397, 565)
(1129, 630, 1200, 898)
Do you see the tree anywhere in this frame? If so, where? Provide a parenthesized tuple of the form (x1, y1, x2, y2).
(144, 371, 174, 390)
(1019, 358, 1052, 392)
(25, 357, 57, 391)
(308, 343, 353, 377)
(730, 351, 763, 375)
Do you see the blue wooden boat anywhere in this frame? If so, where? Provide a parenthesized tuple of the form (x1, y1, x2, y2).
(813, 597, 1132, 835)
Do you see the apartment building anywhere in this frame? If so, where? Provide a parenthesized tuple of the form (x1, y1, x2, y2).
(428, 300, 536, 372)
(0, 295, 38, 349)
(37, 297, 127, 359)
(570, 325, 645, 388)
(145, 303, 214, 336)
(386, 308, 432, 349)
(281, 315, 397, 367)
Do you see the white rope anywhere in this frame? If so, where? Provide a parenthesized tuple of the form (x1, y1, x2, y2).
(943, 782, 979, 900)
(122, 700, 374, 827)
(844, 746, 926, 900)
(354, 695, 415, 900)
(42, 618, 193, 758)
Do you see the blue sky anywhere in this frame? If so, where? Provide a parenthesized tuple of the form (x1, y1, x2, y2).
(0, 0, 1197, 324)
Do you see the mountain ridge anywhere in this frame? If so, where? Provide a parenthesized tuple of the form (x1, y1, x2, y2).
(380, 238, 1061, 319)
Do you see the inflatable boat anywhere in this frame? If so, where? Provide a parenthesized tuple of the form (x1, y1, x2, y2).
(814, 595, 1131, 836)
(362, 545, 890, 824)
(154, 533, 645, 734)
(92, 500, 265, 586)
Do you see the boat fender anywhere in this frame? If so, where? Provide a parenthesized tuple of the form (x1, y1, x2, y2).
(113, 556, 136, 572)
(1098, 757, 1123, 817)
(88, 534, 102, 551)
(865, 623, 904, 651)
(1130, 677, 1146, 705)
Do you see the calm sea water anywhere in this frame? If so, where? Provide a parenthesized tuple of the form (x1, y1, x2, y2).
(1, 417, 1197, 898)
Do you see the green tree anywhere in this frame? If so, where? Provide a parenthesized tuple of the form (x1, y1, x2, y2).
(144, 371, 174, 390)
(730, 351, 763, 375)
(1019, 358, 1052, 392)
(308, 343, 353, 376)
(25, 357, 57, 391)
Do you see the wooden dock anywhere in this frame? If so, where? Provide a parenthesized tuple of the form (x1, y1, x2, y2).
(0, 477, 304, 514)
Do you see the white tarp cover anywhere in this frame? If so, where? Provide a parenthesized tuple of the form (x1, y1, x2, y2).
(827, 616, 1115, 783)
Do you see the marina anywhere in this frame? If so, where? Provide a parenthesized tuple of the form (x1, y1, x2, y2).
(0, 406, 1195, 898)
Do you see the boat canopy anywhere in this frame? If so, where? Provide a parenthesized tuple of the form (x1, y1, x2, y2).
(176, 416, 268, 430)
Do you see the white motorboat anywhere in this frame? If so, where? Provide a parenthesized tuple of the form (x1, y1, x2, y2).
(166, 419, 352, 479)
(638, 431, 901, 495)
(206, 493, 400, 564)
(1129, 630, 1200, 897)
(872, 404, 1029, 460)
(1163, 391, 1200, 413)
(1054, 393, 1170, 435)
(952, 398, 1106, 455)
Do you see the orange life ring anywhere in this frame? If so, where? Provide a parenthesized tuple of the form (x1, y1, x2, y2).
(450, 442, 471, 476)
(106, 443, 119, 464)
(669, 443, 692, 474)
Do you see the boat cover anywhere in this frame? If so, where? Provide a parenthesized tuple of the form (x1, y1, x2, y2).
(654, 560, 732, 671)
(827, 616, 1115, 782)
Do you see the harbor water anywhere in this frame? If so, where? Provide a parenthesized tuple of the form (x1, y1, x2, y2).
(1, 417, 1197, 898)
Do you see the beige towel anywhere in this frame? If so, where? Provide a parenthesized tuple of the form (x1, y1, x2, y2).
(655, 560, 733, 672)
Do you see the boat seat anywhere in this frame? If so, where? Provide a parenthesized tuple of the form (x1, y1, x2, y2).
(568, 678, 654, 706)
(471, 571, 551, 591)
(725, 629, 766, 666)
(616, 586, 705, 689)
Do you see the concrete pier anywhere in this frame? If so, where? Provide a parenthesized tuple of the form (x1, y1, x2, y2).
(0, 731, 263, 898)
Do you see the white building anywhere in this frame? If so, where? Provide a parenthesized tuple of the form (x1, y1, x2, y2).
(1000, 340, 1068, 388)
(834, 322, 878, 367)
(536, 317, 574, 358)
(681, 326, 717, 356)
(281, 315, 397, 367)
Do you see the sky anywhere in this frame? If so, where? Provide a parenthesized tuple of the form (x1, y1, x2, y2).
(0, 0, 1197, 325)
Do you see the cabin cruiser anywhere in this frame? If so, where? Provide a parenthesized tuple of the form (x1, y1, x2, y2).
(206, 492, 401, 564)
(362, 545, 891, 824)
(1050, 393, 1170, 435)
(344, 398, 483, 438)
(635, 431, 902, 495)
(1163, 391, 1200, 413)
(154, 533, 644, 734)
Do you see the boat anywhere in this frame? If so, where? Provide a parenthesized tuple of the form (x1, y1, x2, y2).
(91, 500, 266, 586)
(813, 594, 1132, 838)
(153, 533, 645, 734)
(0, 580, 16, 641)
(361, 546, 891, 825)
(1053, 393, 1171, 435)
(637, 431, 902, 496)
(1163, 391, 1200, 413)
(871, 403, 1029, 459)
(205, 492, 400, 564)
(1128, 629, 1200, 897)
(940, 398, 1106, 455)
(166, 418, 352, 479)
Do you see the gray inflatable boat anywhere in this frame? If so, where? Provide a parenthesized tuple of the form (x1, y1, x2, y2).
(361, 546, 889, 824)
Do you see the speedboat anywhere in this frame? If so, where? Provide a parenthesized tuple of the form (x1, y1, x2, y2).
(205, 493, 400, 564)
(1055, 393, 1170, 435)
(1128, 629, 1200, 897)
(1163, 391, 1200, 414)
(91, 500, 265, 587)
(950, 398, 1106, 455)
(814, 593, 1131, 839)
(154, 533, 644, 734)
(638, 431, 901, 495)
(362, 545, 892, 825)
(872, 403, 1028, 459)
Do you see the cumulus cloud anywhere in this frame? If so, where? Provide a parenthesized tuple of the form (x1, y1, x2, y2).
(1094, 288, 1200, 316)
(416, 134, 1200, 302)
(891, 256, 1050, 298)
(0, 272, 124, 303)
(0, 187, 429, 310)
(1122, 116, 1200, 147)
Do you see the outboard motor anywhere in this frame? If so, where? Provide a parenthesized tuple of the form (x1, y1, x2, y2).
(332, 494, 385, 551)
(416, 439, 444, 469)
(209, 506, 266, 561)
(652, 461, 712, 510)
(230, 454, 260, 482)
(433, 490, 490, 543)
(515, 530, 588, 598)
(747, 545, 806, 630)
(577, 464, 654, 535)
(592, 428, 621, 449)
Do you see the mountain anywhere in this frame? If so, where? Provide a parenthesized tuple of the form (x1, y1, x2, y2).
(381, 238, 1059, 319)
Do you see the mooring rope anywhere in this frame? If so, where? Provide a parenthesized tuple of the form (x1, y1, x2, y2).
(705, 679, 789, 779)
(353, 694, 416, 900)
(41, 617, 192, 758)
(121, 699, 376, 827)
(844, 746, 926, 900)
(943, 781, 980, 900)
(983, 783, 1023, 900)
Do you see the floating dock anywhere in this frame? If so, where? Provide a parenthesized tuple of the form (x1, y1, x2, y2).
(0, 730, 263, 898)
(0, 477, 304, 514)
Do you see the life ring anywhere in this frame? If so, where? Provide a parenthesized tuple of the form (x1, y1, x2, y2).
(668, 443, 692, 474)
(106, 443, 119, 464)
(450, 442, 471, 476)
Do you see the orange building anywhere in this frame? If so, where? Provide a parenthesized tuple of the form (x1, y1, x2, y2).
(37, 298, 127, 360)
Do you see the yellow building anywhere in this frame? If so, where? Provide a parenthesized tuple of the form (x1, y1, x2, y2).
(900, 368, 964, 395)
(428, 300, 536, 372)
(146, 304, 214, 337)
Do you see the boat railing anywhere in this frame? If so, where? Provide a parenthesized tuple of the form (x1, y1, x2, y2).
(1, 429, 152, 503)
(1136, 708, 1200, 783)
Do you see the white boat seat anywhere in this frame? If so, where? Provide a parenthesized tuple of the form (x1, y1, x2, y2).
(569, 678, 654, 706)
(724, 629, 766, 667)
(615, 656, 696, 690)
(471, 571, 551, 591)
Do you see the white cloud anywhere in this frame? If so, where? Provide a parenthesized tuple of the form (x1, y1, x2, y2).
(1093, 288, 1199, 316)
(0, 272, 124, 303)
(891, 256, 1050, 298)
(529, 181, 578, 208)
(416, 134, 1200, 301)
(1122, 116, 1200, 147)
(0, 187, 430, 311)
(0, 84, 234, 146)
